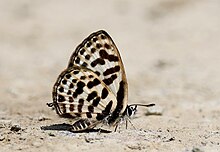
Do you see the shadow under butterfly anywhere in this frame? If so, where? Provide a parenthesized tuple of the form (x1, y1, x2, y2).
(47, 30, 155, 133)
(41, 123, 112, 133)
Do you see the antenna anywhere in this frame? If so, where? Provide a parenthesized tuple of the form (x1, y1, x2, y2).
(129, 103, 155, 107)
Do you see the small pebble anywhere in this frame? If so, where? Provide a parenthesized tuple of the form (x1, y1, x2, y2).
(19, 137, 26, 140)
(38, 116, 46, 121)
(0, 135, 5, 141)
(192, 147, 204, 152)
(10, 124, 21, 132)
(127, 143, 142, 150)
(48, 132, 55, 137)
(38, 116, 50, 121)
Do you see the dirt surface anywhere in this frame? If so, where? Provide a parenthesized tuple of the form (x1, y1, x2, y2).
(1, 0, 220, 151)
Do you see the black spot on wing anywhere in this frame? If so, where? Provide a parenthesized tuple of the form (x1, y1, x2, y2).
(92, 37, 98, 42)
(87, 91, 97, 102)
(103, 65, 120, 76)
(92, 97, 100, 107)
(62, 80, 67, 85)
(75, 57, 80, 64)
(93, 78, 101, 86)
(72, 79, 77, 83)
(74, 81, 85, 95)
(102, 100, 113, 115)
(80, 49, 86, 55)
(91, 58, 105, 67)
(116, 81, 125, 104)
(88, 105, 94, 113)
(88, 75, 94, 78)
(69, 83, 74, 88)
(58, 87, 64, 92)
(91, 48, 96, 53)
(77, 81, 85, 88)
(103, 74, 117, 85)
(99, 49, 119, 62)
(77, 99, 83, 113)
(100, 34, 106, 39)
(73, 92, 78, 98)
(108, 81, 125, 124)
(66, 74, 71, 79)
(67, 90, 71, 95)
(85, 54, 90, 60)
(86, 42, 92, 47)
(70, 104, 74, 111)
(79, 98, 84, 104)
(96, 43, 102, 49)
(75, 88, 83, 95)
(77, 99, 84, 112)
(58, 95, 65, 102)
(62, 104, 66, 113)
(87, 78, 101, 89)
(73, 70, 79, 75)
(94, 71, 100, 76)
(86, 112, 92, 118)
(96, 100, 113, 121)
(78, 104, 83, 113)
(80, 76, 86, 80)
(87, 81, 93, 89)
(104, 43, 111, 49)
(69, 97, 74, 102)
(101, 88, 108, 99)
(96, 113, 105, 121)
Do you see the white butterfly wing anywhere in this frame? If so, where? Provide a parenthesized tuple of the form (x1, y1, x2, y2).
(53, 66, 118, 119)
(52, 30, 129, 131)
(67, 30, 128, 115)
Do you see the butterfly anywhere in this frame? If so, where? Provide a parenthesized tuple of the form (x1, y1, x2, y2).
(47, 30, 155, 132)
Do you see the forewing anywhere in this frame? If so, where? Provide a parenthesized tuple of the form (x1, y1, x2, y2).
(52, 66, 118, 121)
(68, 30, 128, 113)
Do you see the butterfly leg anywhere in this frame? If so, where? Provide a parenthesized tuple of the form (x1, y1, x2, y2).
(114, 124, 119, 132)
(126, 118, 136, 130)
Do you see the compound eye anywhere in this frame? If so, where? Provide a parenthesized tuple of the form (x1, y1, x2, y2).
(127, 107, 133, 116)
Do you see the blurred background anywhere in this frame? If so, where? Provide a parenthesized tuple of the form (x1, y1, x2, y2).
(1, 0, 220, 151)
(1, 0, 220, 116)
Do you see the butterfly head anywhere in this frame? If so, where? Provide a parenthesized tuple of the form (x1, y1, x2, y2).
(125, 105, 138, 117)
(124, 103, 155, 117)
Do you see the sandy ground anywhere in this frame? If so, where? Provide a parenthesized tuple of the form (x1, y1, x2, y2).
(1, 0, 220, 151)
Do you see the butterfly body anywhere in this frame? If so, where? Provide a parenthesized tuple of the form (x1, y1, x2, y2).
(49, 30, 153, 132)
